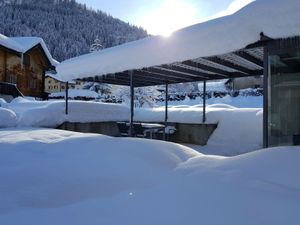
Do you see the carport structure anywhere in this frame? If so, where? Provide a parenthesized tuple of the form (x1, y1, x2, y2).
(55, 0, 300, 148)
(79, 41, 265, 139)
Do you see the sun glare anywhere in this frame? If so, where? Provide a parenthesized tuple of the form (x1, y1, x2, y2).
(138, 0, 198, 37)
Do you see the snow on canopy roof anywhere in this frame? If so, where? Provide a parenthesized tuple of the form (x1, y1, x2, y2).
(11, 37, 59, 66)
(56, 0, 300, 82)
(0, 34, 23, 52)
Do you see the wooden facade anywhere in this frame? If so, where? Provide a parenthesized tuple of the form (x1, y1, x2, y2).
(0, 44, 51, 99)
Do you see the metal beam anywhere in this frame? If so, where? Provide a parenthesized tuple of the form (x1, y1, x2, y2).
(133, 71, 187, 83)
(234, 51, 264, 68)
(205, 56, 263, 75)
(102, 74, 157, 87)
(117, 71, 172, 84)
(182, 60, 230, 77)
(141, 68, 196, 82)
(104, 74, 158, 86)
(159, 64, 213, 79)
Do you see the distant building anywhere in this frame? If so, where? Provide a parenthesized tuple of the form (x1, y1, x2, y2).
(44, 75, 75, 93)
(0, 34, 57, 99)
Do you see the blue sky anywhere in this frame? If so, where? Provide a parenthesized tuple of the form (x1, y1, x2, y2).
(77, 0, 253, 36)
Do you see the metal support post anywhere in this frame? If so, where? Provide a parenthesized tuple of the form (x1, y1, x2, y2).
(202, 80, 206, 123)
(129, 71, 134, 137)
(65, 81, 69, 115)
(163, 83, 169, 141)
(263, 46, 269, 148)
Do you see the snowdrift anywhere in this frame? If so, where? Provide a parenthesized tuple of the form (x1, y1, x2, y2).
(0, 128, 299, 225)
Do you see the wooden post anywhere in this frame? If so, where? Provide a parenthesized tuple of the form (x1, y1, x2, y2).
(163, 83, 169, 141)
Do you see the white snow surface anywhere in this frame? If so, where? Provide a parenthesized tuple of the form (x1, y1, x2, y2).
(136, 104, 263, 155)
(11, 37, 59, 66)
(49, 89, 99, 99)
(0, 108, 17, 128)
(4, 97, 129, 127)
(0, 33, 23, 52)
(0, 96, 263, 154)
(56, 0, 300, 81)
(0, 128, 299, 225)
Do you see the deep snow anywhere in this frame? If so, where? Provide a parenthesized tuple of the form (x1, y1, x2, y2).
(0, 96, 263, 155)
(0, 128, 299, 225)
(49, 89, 99, 99)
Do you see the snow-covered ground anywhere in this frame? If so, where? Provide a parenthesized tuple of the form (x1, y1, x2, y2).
(157, 95, 263, 108)
(0, 96, 263, 155)
(49, 89, 99, 99)
(0, 128, 299, 225)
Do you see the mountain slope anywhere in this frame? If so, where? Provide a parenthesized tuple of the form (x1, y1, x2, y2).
(0, 0, 148, 61)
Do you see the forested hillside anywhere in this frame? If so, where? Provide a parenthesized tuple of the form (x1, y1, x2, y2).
(0, 0, 148, 61)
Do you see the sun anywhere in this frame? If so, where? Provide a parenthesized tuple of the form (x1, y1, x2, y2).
(138, 0, 198, 37)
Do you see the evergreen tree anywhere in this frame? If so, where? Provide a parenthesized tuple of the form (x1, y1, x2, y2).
(90, 37, 103, 52)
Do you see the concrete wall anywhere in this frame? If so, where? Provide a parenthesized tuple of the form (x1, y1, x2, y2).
(169, 123, 217, 145)
(57, 121, 218, 145)
(57, 122, 120, 137)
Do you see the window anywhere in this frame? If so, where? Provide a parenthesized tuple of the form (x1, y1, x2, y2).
(6, 74, 17, 84)
(23, 54, 30, 67)
(29, 79, 37, 89)
(268, 52, 300, 146)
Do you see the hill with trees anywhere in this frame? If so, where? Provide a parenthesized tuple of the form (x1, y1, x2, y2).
(0, 0, 148, 61)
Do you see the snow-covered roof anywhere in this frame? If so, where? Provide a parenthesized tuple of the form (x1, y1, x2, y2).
(0, 34, 58, 66)
(0, 34, 23, 52)
(56, 0, 300, 82)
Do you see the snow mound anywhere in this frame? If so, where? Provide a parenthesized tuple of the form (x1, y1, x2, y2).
(49, 89, 99, 99)
(0, 98, 7, 104)
(206, 103, 237, 109)
(10, 96, 32, 104)
(0, 129, 198, 212)
(0, 128, 299, 225)
(205, 108, 263, 155)
(7, 98, 129, 127)
(0, 108, 17, 128)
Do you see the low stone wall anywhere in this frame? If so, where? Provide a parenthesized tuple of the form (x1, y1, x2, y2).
(57, 121, 218, 145)
(57, 122, 120, 137)
(169, 123, 217, 145)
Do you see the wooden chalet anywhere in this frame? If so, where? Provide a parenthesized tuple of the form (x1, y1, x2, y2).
(0, 35, 57, 99)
